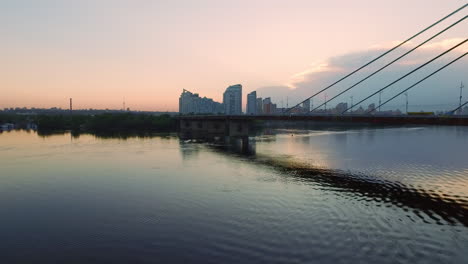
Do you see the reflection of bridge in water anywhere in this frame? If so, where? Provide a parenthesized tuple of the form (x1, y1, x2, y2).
(179, 134, 468, 227)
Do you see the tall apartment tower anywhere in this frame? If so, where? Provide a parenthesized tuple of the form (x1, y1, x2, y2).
(223, 84, 242, 115)
(256, 98, 263, 115)
(302, 99, 310, 113)
(179, 89, 223, 114)
(246, 91, 257, 115)
(262, 97, 272, 114)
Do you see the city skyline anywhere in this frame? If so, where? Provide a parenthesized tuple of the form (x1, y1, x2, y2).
(2, 1, 466, 111)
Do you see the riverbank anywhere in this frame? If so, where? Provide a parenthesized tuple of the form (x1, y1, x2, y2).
(0, 113, 178, 133)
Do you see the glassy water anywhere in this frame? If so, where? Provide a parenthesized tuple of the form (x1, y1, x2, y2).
(0, 126, 467, 263)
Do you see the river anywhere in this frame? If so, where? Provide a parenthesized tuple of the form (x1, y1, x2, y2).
(0, 126, 467, 263)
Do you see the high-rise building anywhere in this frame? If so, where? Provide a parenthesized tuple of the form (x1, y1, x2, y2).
(262, 97, 272, 114)
(246, 91, 257, 115)
(271, 103, 277, 114)
(367, 103, 376, 113)
(335, 102, 348, 113)
(256, 98, 263, 115)
(302, 99, 310, 113)
(223, 84, 242, 115)
(179, 89, 223, 114)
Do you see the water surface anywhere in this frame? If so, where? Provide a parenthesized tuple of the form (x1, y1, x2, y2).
(0, 126, 467, 263)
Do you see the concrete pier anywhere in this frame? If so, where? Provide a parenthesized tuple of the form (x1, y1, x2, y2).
(179, 117, 250, 138)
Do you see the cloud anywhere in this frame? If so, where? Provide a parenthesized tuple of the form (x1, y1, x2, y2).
(257, 38, 467, 111)
(256, 85, 294, 105)
(287, 62, 343, 89)
(420, 38, 467, 52)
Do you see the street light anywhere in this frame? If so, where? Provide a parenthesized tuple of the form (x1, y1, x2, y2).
(378, 91, 382, 112)
(405, 92, 408, 114)
(324, 93, 327, 111)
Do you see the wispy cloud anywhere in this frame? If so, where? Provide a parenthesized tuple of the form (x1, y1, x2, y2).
(258, 38, 467, 110)
(419, 38, 467, 52)
(287, 62, 343, 89)
(288, 38, 466, 84)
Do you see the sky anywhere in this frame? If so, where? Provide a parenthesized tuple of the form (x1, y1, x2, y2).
(1, 0, 467, 111)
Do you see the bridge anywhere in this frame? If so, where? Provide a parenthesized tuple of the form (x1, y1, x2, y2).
(180, 4, 468, 137)
(178, 114, 468, 138)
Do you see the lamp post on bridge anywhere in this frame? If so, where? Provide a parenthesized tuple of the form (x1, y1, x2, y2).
(324, 93, 327, 112)
(459, 82, 464, 115)
(378, 91, 382, 113)
(405, 92, 408, 114)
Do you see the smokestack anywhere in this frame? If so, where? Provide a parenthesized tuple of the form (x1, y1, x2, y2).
(70, 98, 73, 115)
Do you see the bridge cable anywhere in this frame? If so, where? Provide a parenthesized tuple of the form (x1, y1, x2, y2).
(449, 99, 468, 115)
(340, 38, 467, 114)
(366, 52, 467, 114)
(310, 15, 467, 113)
(284, 3, 467, 114)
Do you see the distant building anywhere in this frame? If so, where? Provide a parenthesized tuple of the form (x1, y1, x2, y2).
(354, 106, 365, 114)
(271, 103, 277, 114)
(285, 99, 311, 115)
(223, 84, 242, 115)
(335, 102, 348, 113)
(246, 91, 257, 115)
(262, 97, 273, 114)
(179, 89, 223, 114)
(463, 106, 468, 115)
(275, 107, 286, 114)
(302, 99, 311, 112)
(256, 98, 263, 115)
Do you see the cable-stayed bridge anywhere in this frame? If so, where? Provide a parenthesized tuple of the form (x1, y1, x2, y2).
(180, 4, 468, 135)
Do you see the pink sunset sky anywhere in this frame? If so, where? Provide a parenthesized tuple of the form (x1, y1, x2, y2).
(1, 0, 466, 111)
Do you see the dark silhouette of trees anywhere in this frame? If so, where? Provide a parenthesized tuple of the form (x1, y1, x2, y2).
(33, 113, 177, 133)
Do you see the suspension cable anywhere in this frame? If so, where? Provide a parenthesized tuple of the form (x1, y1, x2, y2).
(284, 3, 467, 113)
(368, 52, 467, 114)
(449, 99, 468, 115)
(309, 15, 467, 112)
(341, 39, 467, 114)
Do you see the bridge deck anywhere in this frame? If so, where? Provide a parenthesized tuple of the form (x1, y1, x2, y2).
(177, 114, 468, 126)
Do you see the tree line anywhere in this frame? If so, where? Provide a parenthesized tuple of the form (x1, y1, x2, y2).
(1, 113, 178, 133)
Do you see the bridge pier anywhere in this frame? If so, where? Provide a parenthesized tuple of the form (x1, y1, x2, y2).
(178, 117, 253, 155)
(179, 118, 249, 138)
